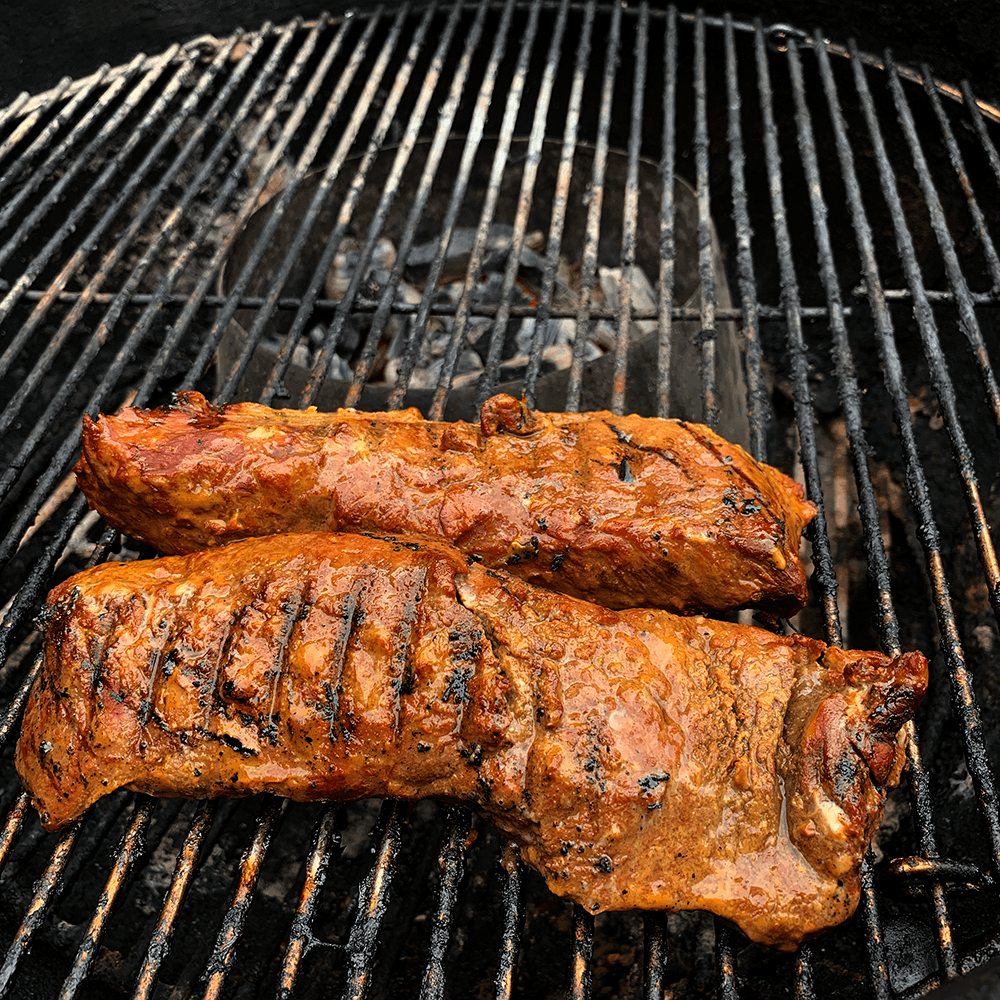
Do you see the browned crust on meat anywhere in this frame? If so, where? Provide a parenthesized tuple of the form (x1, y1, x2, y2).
(16, 533, 924, 949)
(73, 392, 816, 614)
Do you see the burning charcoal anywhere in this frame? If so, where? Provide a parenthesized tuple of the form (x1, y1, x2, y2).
(590, 320, 617, 352)
(325, 353, 353, 382)
(307, 324, 327, 350)
(325, 237, 397, 300)
(494, 344, 579, 383)
(516, 316, 580, 356)
(405, 225, 516, 285)
(404, 349, 483, 392)
(598, 265, 659, 340)
(291, 342, 311, 370)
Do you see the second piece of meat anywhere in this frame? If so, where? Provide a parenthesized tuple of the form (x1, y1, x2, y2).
(75, 392, 816, 614)
(17, 531, 925, 949)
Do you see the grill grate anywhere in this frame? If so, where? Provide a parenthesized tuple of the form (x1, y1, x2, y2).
(2, 3, 1000, 997)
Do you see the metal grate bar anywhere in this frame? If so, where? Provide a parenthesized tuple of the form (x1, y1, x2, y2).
(494, 842, 523, 1000)
(655, 5, 678, 421)
(921, 66, 1000, 290)
(187, 10, 378, 395)
(794, 944, 816, 1000)
(565, 0, 622, 412)
(959, 79, 1000, 185)
(417, 809, 472, 1000)
(524, 0, 596, 408)
(0, 40, 230, 367)
(219, 5, 414, 405)
(0, 794, 30, 877)
(333, 0, 475, 410)
(474, 0, 572, 411)
(0, 91, 32, 136)
(0, 47, 225, 423)
(375, 0, 517, 417)
(9, 288, 842, 319)
(859, 852, 892, 1000)
(277, 804, 342, 999)
(0, 822, 81, 998)
(339, 0, 494, 413)
(0, 656, 41, 748)
(752, 23, 840, 635)
(0, 67, 112, 202)
(132, 801, 217, 1000)
(885, 53, 1000, 428)
(0, 21, 297, 553)
(693, 9, 719, 428)
(0, 57, 154, 274)
(201, 797, 285, 1000)
(642, 913, 666, 1000)
(342, 800, 402, 1000)
(902, 720, 961, 978)
(846, 41, 1000, 874)
(609, 1, 649, 415)
(715, 922, 739, 1000)
(425, 0, 543, 418)
(57, 798, 155, 1000)
(217, 4, 414, 404)
(804, 32, 961, 988)
(567, 906, 594, 1000)
(721, 14, 767, 459)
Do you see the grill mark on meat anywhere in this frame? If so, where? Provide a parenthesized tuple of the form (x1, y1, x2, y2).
(264, 588, 306, 746)
(140, 614, 174, 728)
(322, 579, 366, 743)
(85, 594, 118, 700)
(441, 625, 487, 734)
(389, 567, 429, 737)
(210, 604, 252, 728)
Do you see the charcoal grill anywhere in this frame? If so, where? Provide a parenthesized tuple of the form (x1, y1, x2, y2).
(2, 3, 1000, 997)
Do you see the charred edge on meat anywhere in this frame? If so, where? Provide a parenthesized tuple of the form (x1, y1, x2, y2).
(506, 536, 539, 566)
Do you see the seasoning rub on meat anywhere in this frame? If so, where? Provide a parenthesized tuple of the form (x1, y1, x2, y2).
(16, 533, 926, 949)
(74, 392, 817, 615)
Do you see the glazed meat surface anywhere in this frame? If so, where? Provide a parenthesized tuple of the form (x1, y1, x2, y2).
(17, 533, 925, 949)
(74, 391, 816, 615)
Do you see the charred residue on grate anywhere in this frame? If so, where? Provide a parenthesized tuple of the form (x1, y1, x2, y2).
(1, 3, 1000, 998)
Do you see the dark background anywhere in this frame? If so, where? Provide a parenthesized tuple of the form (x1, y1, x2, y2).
(2, 0, 1000, 110)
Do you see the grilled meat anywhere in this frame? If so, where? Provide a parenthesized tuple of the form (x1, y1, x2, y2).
(74, 391, 816, 615)
(16, 533, 925, 949)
